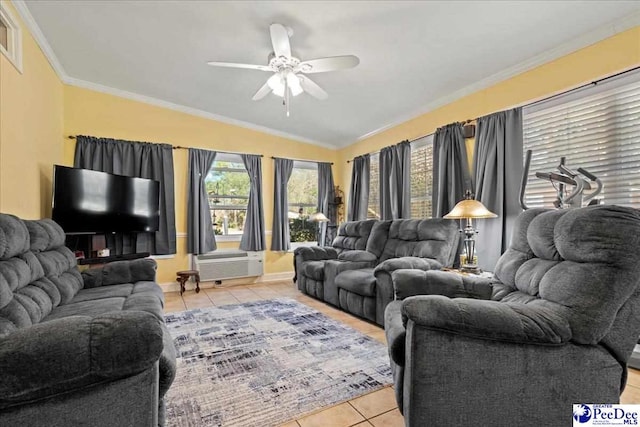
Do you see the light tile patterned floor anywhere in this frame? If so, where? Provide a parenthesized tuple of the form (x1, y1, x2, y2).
(164, 279, 640, 427)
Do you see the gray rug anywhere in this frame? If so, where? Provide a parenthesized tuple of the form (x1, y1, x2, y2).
(164, 298, 392, 427)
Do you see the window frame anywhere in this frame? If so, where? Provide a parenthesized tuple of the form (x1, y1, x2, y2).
(287, 160, 319, 248)
(205, 153, 250, 242)
(0, 2, 22, 73)
(367, 153, 380, 219)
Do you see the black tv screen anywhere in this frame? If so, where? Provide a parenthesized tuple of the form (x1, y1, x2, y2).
(52, 165, 160, 234)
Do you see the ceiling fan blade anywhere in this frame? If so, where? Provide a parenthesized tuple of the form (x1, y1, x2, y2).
(252, 81, 272, 101)
(270, 23, 291, 58)
(298, 75, 328, 100)
(296, 55, 360, 73)
(207, 61, 272, 71)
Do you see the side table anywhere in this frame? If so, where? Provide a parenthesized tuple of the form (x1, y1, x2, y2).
(176, 270, 200, 295)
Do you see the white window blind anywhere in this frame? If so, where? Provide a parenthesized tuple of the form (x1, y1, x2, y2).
(523, 73, 640, 209)
(367, 153, 380, 219)
(410, 135, 434, 218)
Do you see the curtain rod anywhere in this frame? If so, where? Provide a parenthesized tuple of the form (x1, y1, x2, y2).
(271, 156, 333, 165)
(67, 136, 263, 157)
(346, 133, 437, 163)
(519, 64, 640, 110)
(346, 66, 640, 164)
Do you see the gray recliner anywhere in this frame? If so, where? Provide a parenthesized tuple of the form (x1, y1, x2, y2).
(385, 205, 640, 426)
(0, 214, 176, 427)
(294, 219, 376, 299)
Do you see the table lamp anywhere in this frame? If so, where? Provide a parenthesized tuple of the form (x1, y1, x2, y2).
(443, 191, 497, 273)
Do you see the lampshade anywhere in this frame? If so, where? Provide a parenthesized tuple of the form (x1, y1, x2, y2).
(286, 71, 303, 96)
(309, 212, 329, 223)
(287, 211, 300, 220)
(443, 199, 497, 219)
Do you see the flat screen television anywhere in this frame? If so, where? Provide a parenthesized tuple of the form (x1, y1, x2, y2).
(52, 165, 160, 234)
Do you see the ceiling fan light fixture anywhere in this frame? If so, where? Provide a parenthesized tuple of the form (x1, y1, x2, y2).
(286, 72, 303, 96)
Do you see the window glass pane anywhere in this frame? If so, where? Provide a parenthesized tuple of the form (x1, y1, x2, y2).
(205, 155, 249, 236)
(523, 76, 640, 209)
(367, 154, 380, 219)
(410, 135, 433, 218)
(0, 20, 7, 50)
(288, 162, 318, 243)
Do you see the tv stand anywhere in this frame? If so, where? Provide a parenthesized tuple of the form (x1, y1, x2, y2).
(78, 252, 150, 265)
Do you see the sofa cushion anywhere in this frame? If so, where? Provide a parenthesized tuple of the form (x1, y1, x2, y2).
(335, 268, 376, 297)
(378, 219, 459, 265)
(0, 216, 83, 337)
(303, 261, 326, 281)
(43, 281, 164, 322)
(332, 220, 376, 253)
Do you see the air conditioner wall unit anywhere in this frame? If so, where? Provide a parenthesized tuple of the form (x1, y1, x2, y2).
(194, 250, 264, 281)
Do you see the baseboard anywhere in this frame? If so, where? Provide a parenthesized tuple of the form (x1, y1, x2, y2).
(160, 271, 294, 293)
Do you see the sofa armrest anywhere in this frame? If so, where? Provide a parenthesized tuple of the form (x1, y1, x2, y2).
(374, 256, 443, 275)
(384, 301, 406, 366)
(0, 311, 164, 409)
(402, 295, 572, 345)
(337, 250, 377, 263)
(391, 269, 495, 301)
(82, 258, 157, 288)
(293, 246, 338, 262)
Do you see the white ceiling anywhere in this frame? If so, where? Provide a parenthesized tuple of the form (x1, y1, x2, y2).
(20, 1, 640, 148)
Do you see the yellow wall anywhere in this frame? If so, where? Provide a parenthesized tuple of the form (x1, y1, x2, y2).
(0, 1, 64, 219)
(3, 0, 639, 285)
(338, 26, 640, 194)
(63, 86, 337, 282)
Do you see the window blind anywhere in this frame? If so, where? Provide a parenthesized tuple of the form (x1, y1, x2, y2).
(410, 134, 434, 218)
(523, 74, 640, 209)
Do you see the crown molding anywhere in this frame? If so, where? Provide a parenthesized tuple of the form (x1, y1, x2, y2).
(11, 0, 337, 151)
(11, 0, 67, 78)
(12, 0, 640, 150)
(355, 10, 640, 144)
(64, 76, 337, 150)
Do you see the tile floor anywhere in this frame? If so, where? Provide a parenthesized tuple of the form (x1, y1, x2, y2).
(164, 279, 640, 427)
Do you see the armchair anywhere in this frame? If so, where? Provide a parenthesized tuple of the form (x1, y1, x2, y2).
(385, 206, 640, 426)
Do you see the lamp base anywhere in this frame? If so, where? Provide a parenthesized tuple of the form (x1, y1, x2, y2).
(460, 264, 480, 274)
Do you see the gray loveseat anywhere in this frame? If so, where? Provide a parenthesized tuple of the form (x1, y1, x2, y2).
(295, 218, 459, 325)
(0, 214, 176, 427)
(385, 205, 640, 426)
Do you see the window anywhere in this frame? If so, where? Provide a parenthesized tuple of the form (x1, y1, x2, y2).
(205, 154, 249, 237)
(0, 3, 22, 73)
(288, 161, 318, 244)
(523, 73, 640, 209)
(367, 153, 380, 219)
(410, 135, 434, 218)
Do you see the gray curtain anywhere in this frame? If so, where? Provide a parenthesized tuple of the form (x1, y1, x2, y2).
(474, 108, 523, 270)
(240, 154, 266, 251)
(317, 162, 335, 246)
(379, 141, 411, 220)
(187, 148, 217, 254)
(74, 135, 176, 255)
(347, 154, 370, 221)
(271, 158, 294, 251)
(432, 123, 473, 218)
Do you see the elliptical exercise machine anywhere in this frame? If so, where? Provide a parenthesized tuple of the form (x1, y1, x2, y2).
(519, 149, 603, 210)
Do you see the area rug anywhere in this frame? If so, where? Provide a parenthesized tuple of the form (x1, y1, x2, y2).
(164, 298, 393, 427)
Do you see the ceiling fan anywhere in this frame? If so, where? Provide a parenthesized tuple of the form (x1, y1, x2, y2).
(207, 23, 359, 116)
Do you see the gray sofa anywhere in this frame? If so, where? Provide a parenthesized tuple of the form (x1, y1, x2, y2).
(385, 205, 640, 426)
(295, 218, 460, 325)
(0, 214, 176, 427)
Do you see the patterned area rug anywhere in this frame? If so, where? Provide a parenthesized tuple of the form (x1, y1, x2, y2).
(164, 298, 392, 427)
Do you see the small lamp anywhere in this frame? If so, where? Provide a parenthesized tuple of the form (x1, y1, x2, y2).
(443, 191, 497, 273)
(308, 212, 329, 223)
